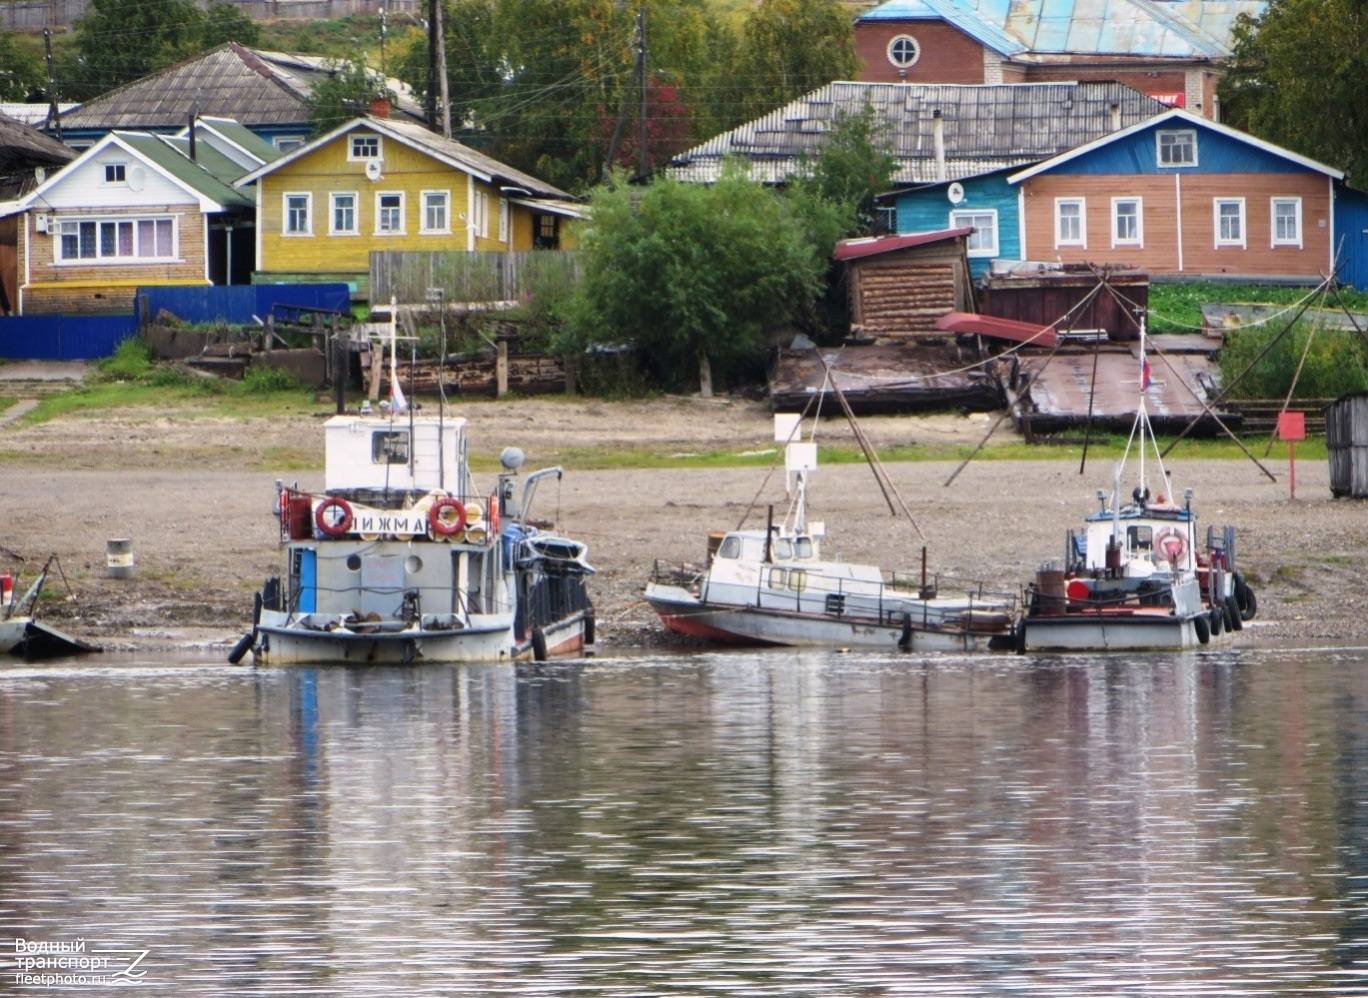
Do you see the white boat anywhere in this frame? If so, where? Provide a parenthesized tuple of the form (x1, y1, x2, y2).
(1, 556, 102, 659)
(1017, 323, 1257, 653)
(645, 416, 1018, 653)
(236, 409, 595, 666)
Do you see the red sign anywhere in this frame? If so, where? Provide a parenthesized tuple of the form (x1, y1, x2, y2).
(1277, 411, 1306, 441)
(1149, 93, 1186, 108)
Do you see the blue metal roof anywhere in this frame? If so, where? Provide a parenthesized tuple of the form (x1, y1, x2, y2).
(859, 0, 1268, 59)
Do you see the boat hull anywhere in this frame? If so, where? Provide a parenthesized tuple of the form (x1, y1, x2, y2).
(646, 584, 1013, 653)
(0, 617, 102, 659)
(1019, 612, 1223, 653)
(254, 609, 588, 665)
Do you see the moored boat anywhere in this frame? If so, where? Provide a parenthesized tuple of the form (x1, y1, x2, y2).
(236, 409, 595, 666)
(645, 416, 1018, 653)
(0, 556, 102, 660)
(1017, 323, 1257, 653)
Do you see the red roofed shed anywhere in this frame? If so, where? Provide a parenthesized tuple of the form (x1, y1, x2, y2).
(835, 228, 973, 341)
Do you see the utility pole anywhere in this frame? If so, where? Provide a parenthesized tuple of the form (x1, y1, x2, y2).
(379, 7, 387, 78)
(602, 7, 646, 180)
(43, 27, 60, 141)
(426, 0, 439, 131)
(638, 5, 648, 177)
(435, 0, 451, 137)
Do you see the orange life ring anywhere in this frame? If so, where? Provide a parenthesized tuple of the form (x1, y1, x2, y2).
(314, 497, 353, 537)
(1155, 527, 1187, 566)
(429, 496, 468, 537)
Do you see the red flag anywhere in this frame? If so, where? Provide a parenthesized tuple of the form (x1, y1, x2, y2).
(1141, 357, 1152, 392)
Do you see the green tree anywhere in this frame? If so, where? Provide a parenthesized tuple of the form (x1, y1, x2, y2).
(571, 167, 827, 396)
(202, 3, 260, 48)
(306, 58, 393, 135)
(732, 0, 860, 123)
(67, 0, 205, 100)
(1220, 0, 1368, 184)
(791, 101, 898, 236)
(0, 33, 45, 102)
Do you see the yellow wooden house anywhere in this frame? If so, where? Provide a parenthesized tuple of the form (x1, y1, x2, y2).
(235, 112, 582, 298)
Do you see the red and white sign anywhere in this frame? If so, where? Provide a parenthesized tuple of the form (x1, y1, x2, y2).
(1149, 93, 1186, 107)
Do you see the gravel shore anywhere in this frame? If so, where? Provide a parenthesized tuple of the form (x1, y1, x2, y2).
(2, 394, 1362, 654)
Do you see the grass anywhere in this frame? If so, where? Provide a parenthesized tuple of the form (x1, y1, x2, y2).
(1148, 281, 1368, 334)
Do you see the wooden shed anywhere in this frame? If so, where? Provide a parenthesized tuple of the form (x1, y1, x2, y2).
(978, 266, 1147, 340)
(835, 229, 973, 342)
(1326, 392, 1368, 498)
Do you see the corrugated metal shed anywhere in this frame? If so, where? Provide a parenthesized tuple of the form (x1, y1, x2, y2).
(667, 81, 1167, 186)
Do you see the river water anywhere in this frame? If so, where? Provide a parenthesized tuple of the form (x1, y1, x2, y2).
(2, 644, 1367, 996)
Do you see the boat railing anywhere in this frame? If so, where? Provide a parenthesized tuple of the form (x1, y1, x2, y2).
(650, 560, 706, 591)
(751, 570, 1017, 633)
(1025, 579, 1174, 617)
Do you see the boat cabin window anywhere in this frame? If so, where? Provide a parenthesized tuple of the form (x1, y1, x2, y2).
(788, 569, 808, 593)
(771, 537, 814, 561)
(1128, 525, 1153, 552)
(793, 537, 813, 559)
(372, 431, 410, 464)
(774, 538, 793, 559)
(717, 536, 742, 560)
(768, 568, 787, 590)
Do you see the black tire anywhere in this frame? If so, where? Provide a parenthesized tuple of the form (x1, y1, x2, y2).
(1210, 605, 1224, 636)
(583, 607, 596, 646)
(1235, 574, 1257, 621)
(1226, 595, 1243, 631)
(1014, 622, 1027, 655)
(531, 626, 548, 662)
(1193, 612, 1210, 645)
(1223, 599, 1237, 633)
(227, 631, 254, 665)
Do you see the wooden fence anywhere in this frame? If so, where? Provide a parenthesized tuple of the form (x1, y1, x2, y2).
(1, 0, 417, 29)
(1229, 398, 1333, 436)
(370, 250, 582, 309)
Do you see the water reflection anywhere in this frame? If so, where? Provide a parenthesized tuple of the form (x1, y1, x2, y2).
(1, 648, 1366, 995)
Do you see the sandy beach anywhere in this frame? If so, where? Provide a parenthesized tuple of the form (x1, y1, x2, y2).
(1, 392, 1363, 653)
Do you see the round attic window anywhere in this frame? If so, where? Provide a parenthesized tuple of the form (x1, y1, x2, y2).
(887, 34, 921, 69)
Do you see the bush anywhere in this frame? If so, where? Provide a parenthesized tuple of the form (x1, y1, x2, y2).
(96, 338, 153, 382)
(242, 364, 301, 393)
(1218, 320, 1368, 399)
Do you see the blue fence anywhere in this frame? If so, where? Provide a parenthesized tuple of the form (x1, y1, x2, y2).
(0, 284, 352, 360)
(140, 284, 352, 326)
(0, 314, 139, 361)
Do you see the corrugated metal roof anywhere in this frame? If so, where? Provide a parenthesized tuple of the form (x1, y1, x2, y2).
(59, 43, 424, 133)
(667, 81, 1168, 185)
(114, 132, 255, 209)
(859, 0, 1267, 59)
(0, 111, 76, 172)
(834, 227, 972, 260)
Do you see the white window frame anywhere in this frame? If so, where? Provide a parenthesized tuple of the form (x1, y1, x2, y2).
(273, 135, 307, 153)
(55, 215, 177, 263)
(1156, 129, 1197, 168)
(472, 190, 490, 240)
(1111, 197, 1143, 247)
(103, 162, 127, 185)
(887, 34, 920, 68)
(498, 198, 510, 243)
(375, 191, 405, 235)
(949, 208, 998, 258)
(1055, 198, 1086, 248)
(283, 192, 312, 236)
(329, 192, 358, 235)
(1214, 198, 1246, 248)
(1271, 197, 1302, 248)
(349, 134, 382, 162)
(421, 190, 451, 234)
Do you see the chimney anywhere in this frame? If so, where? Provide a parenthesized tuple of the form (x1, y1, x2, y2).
(1109, 102, 1121, 132)
(370, 97, 391, 119)
(188, 109, 197, 162)
(932, 109, 946, 183)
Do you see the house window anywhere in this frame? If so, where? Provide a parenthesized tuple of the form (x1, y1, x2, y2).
(498, 199, 510, 243)
(331, 193, 357, 234)
(376, 192, 404, 233)
(1215, 198, 1245, 247)
(103, 163, 126, 184)
(349, 134, 382, 161)
(422, 191, 450, 233)
(1271, 197, 1302, 247)
(472, 191, 490, 239)
(1156, 130, 1197, 167)
(887, 34, 920, 68)
(1055, 198, 1086, 248)
(533, 213, 560, 249)
(949, 209, 998, 257)
(284, 193, 311, 235)
(57, 216, 174, 261)
(274, 136, 306, 153)
(1112, 198, 1143, 246)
